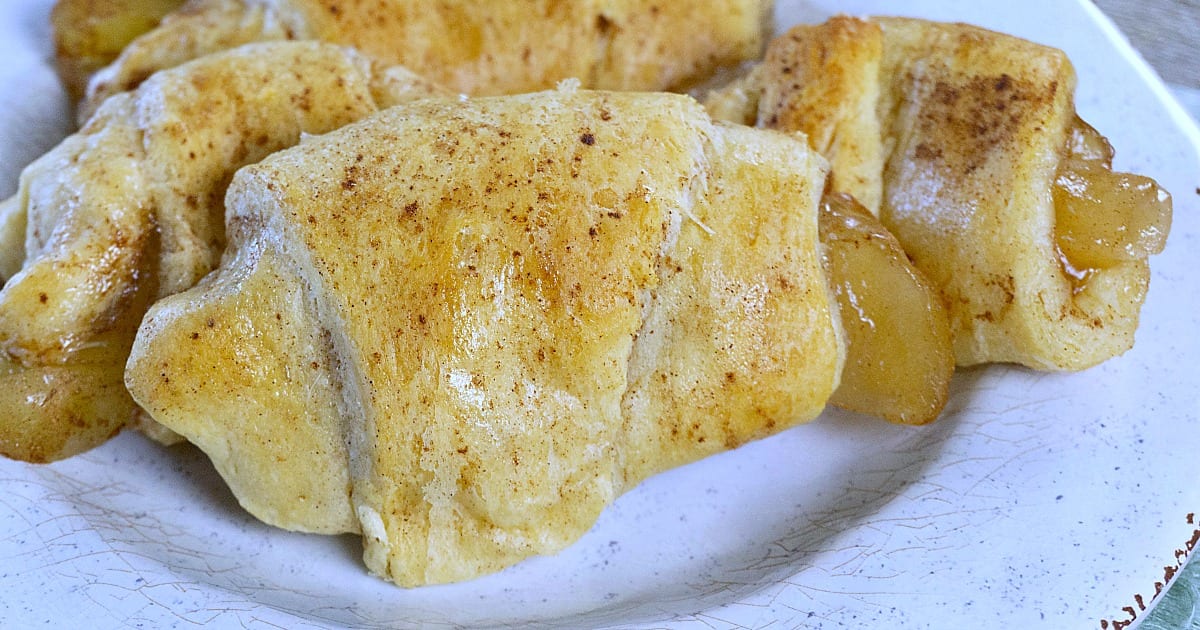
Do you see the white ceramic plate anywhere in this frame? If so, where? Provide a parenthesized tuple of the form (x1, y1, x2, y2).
(2, 1, 1198, 628)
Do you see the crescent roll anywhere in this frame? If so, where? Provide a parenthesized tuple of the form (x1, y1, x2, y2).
(124, 88, 841, 585)
(708, 16, 1172, 370)
(50, 0, 186, 102)
(78, 0, 772, 118)
(0, 41, 446, 463)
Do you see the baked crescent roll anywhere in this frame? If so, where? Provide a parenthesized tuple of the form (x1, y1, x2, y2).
(50, 0, 186, 102)
(0, 41, 446, 463)
(704, 18, 952, 425)
(78, 0, 772, 118)
(709, 16, 1172, 370)
(124, 87, 841, 585)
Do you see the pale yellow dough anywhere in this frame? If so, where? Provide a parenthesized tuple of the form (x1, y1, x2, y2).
(705, 16, 1171, 370)
(126, 88, 841, 586)
(81, 0, 773, 118)
(0, 41, 445, 463)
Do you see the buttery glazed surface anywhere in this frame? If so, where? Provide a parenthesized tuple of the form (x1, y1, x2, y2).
(0, 41, 445, 462)
(81, 0, 772, 117)
(126, 88, 841, 586)
(707, 16, 1171, 370)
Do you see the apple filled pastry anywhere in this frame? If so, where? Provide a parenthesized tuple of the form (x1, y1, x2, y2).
(0, 41, 446, 462)
(66, 0, 772, 118)
(125, 87, 843, 585)
(705, 16, 1172, 371)
(0, 4, 1175, 589)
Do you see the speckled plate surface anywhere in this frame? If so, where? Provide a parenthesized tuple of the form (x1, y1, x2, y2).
(2, 1, 1199, 628)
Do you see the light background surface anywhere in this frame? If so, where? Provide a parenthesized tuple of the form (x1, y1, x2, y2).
(1092, 3, 1200, 627)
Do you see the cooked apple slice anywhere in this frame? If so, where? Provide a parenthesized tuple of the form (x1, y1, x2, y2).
(1054, 118, 1171, 275)
(820, 192, 953, 425)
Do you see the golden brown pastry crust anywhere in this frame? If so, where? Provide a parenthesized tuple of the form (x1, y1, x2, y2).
(51, 0, 185, 102)
(126, 87, 840, 585)
(80, 0, 772, 118)
(876, 17, 1165, 369)
(758, 17, 885, 213)
(0, 41, 446, 463)
(703, 18, 954, 425)
(707, 16, 1171, 370)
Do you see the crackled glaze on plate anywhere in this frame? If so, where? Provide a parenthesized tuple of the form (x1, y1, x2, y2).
(1, 1, 1198, 628)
